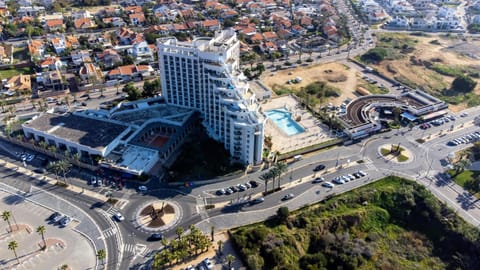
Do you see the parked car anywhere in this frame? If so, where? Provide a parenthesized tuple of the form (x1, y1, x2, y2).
(225, 188, 233, 195)
(312, 177, 325, 183)
(148, 233, 164, 241)
(216, 189, 226, 196)
(113, 212, 125, 222)
(60, 216, 71, 227)
(249, 180, 259, 188)
(358, 170, 367, 177)
(237, 184, 247, 191)
(138, 186, 148, 192)
(49, 212, 62, 222)
(322, 182, 335, 188)
(313, 164, 326, 172)
(282, 193, 295, 201)
(203, 258, 213, 269)
(230, 186, 238, 193)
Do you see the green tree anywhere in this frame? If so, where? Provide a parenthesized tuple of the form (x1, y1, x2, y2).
(8, 241, 20, 264)
(142, 78, 161, 98)
(361, 48, 387, 63)
(2, 211, 13, 233)
(451, 75, 477, 93)
(175, 227, 184, 240)
(123, 82, 141, 101)
(36, 225, 47, 250)
(277, 206, 290, 223)
(96, 249, 106, 266)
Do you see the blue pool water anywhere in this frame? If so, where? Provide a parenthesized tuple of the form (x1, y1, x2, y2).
(266, 109, 305, 136)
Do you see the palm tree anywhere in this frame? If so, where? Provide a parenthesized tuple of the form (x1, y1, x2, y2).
(96, 249, 106, 267)
(261, 170, 273, 193)
(2, 211, 12, 233)
(8, 240, 20, 264)
(175, 227, 184, 240)
(217, 240, 223, 255)
(274, 162, 288, 189)
(36, 225, 47, 250)
(226, 254, 235, 269)
(210, 225, 215, 242)
(115, 82, 120, 95)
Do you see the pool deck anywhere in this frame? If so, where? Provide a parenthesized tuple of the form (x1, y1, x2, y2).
(261, 95, 335, 154)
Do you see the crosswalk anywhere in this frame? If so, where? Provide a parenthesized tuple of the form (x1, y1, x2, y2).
(102, 227, 117, 238)
(124, 243, 152, 257)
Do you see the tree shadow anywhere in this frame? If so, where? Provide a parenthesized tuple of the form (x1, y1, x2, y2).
(456, 192, 476, 210)
(434, 173, 452, 187)
(2, 194, 25, 205)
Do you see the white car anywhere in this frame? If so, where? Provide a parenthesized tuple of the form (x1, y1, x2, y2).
(113, 212, 124, 222)
(203, 258, 213, 269)
(322, 182, 335, 188)
(138, 186, 148, 192)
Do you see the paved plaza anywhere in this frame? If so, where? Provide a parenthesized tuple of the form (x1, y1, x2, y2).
(261, 95, 335, 154)
(0, 190, 95, 270)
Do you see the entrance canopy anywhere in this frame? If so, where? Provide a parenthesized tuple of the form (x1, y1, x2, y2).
(401, 111, 417, 121)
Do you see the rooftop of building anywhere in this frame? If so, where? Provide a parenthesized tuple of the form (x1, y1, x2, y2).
(24, 113, 128, 150)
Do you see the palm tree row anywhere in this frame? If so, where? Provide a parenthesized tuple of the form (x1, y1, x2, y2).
(153, 225, 212, 269)
(260, 162, 288, 193)
(47, 160, 72, 184)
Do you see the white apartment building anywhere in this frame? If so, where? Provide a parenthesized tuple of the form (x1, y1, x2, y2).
(157, 30, 265, 165)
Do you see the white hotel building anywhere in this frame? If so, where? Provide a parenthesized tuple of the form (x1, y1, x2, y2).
(157, 30, 265, 165)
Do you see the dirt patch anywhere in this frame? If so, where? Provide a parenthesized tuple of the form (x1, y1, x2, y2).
(371, 33, 480, 112)
(261, 62, 360, 105)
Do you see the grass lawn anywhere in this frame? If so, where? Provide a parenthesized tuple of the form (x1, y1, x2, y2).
(0, 67, 32, 79)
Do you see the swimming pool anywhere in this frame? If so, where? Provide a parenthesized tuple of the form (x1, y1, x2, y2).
(266, 109, 305, 136)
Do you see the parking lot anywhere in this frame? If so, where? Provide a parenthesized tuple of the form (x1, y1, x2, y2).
(0, 190, 95, 269)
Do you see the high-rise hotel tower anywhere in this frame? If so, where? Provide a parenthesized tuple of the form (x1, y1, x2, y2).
(157, 30, 264, 165)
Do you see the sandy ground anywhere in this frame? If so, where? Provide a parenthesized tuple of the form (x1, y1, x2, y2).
(373, 33, 480, 112)
(261, 62, 360, 105)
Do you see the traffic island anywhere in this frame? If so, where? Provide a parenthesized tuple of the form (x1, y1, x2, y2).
(135, 200, 181, 232)
(379, 144, 413, 163)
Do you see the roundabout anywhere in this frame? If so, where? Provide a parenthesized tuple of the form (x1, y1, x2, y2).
(134, 200, 182, 232)
(378, 143, 414, 163)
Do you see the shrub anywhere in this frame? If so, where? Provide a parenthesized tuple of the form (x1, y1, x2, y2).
(361, 48, 387, 63)
(451, 75, 477, 93)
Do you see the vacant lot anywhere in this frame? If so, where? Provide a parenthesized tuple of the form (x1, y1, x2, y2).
(232, 177, 480, 270)
(367, 32, 480, 111)
(261, 62, 363, 106)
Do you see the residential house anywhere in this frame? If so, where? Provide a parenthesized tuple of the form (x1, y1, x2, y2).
(96, 49, 122, 68)
(51, 36, 66, 54)
(127, 41, 154, 63)
(106, 64, 154, 82)
(125, 6, 143, 14)
(72, 10, 91, 19)
(291, 25, 307, 36)
(66, 35, 80, 49)
(17, 6, 45, 17)
(0, 0, 8, 16)
(74, 18, 95, 29)
(117, 27, 145, 45)
(71, 50, 92, 66)
(323, 25, 340, 41)
(262, 31, 278, 42)
(39, 56, 64, 71)
(4, 74, 31, 93)
(103, 17, 126, 27)
(36, 70, 63, 91)
(79, 62, 103, 84)
(45, 19, 64, 31)
(28, 40, 45, 60)
(200, 19, 220, 31)
(129, 13, 146, 26)
(0, 45, 11, 64)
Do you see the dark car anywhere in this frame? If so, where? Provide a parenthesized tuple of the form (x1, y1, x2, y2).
(249, 197, 265, 205)
(49, 212, 61, 222)
(249, 180, 259, 188)
(148, 233, 164, 241)
(312, 177, 324, 183)
(313, 164, 325, 172)
(230, 186, 238, 193)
